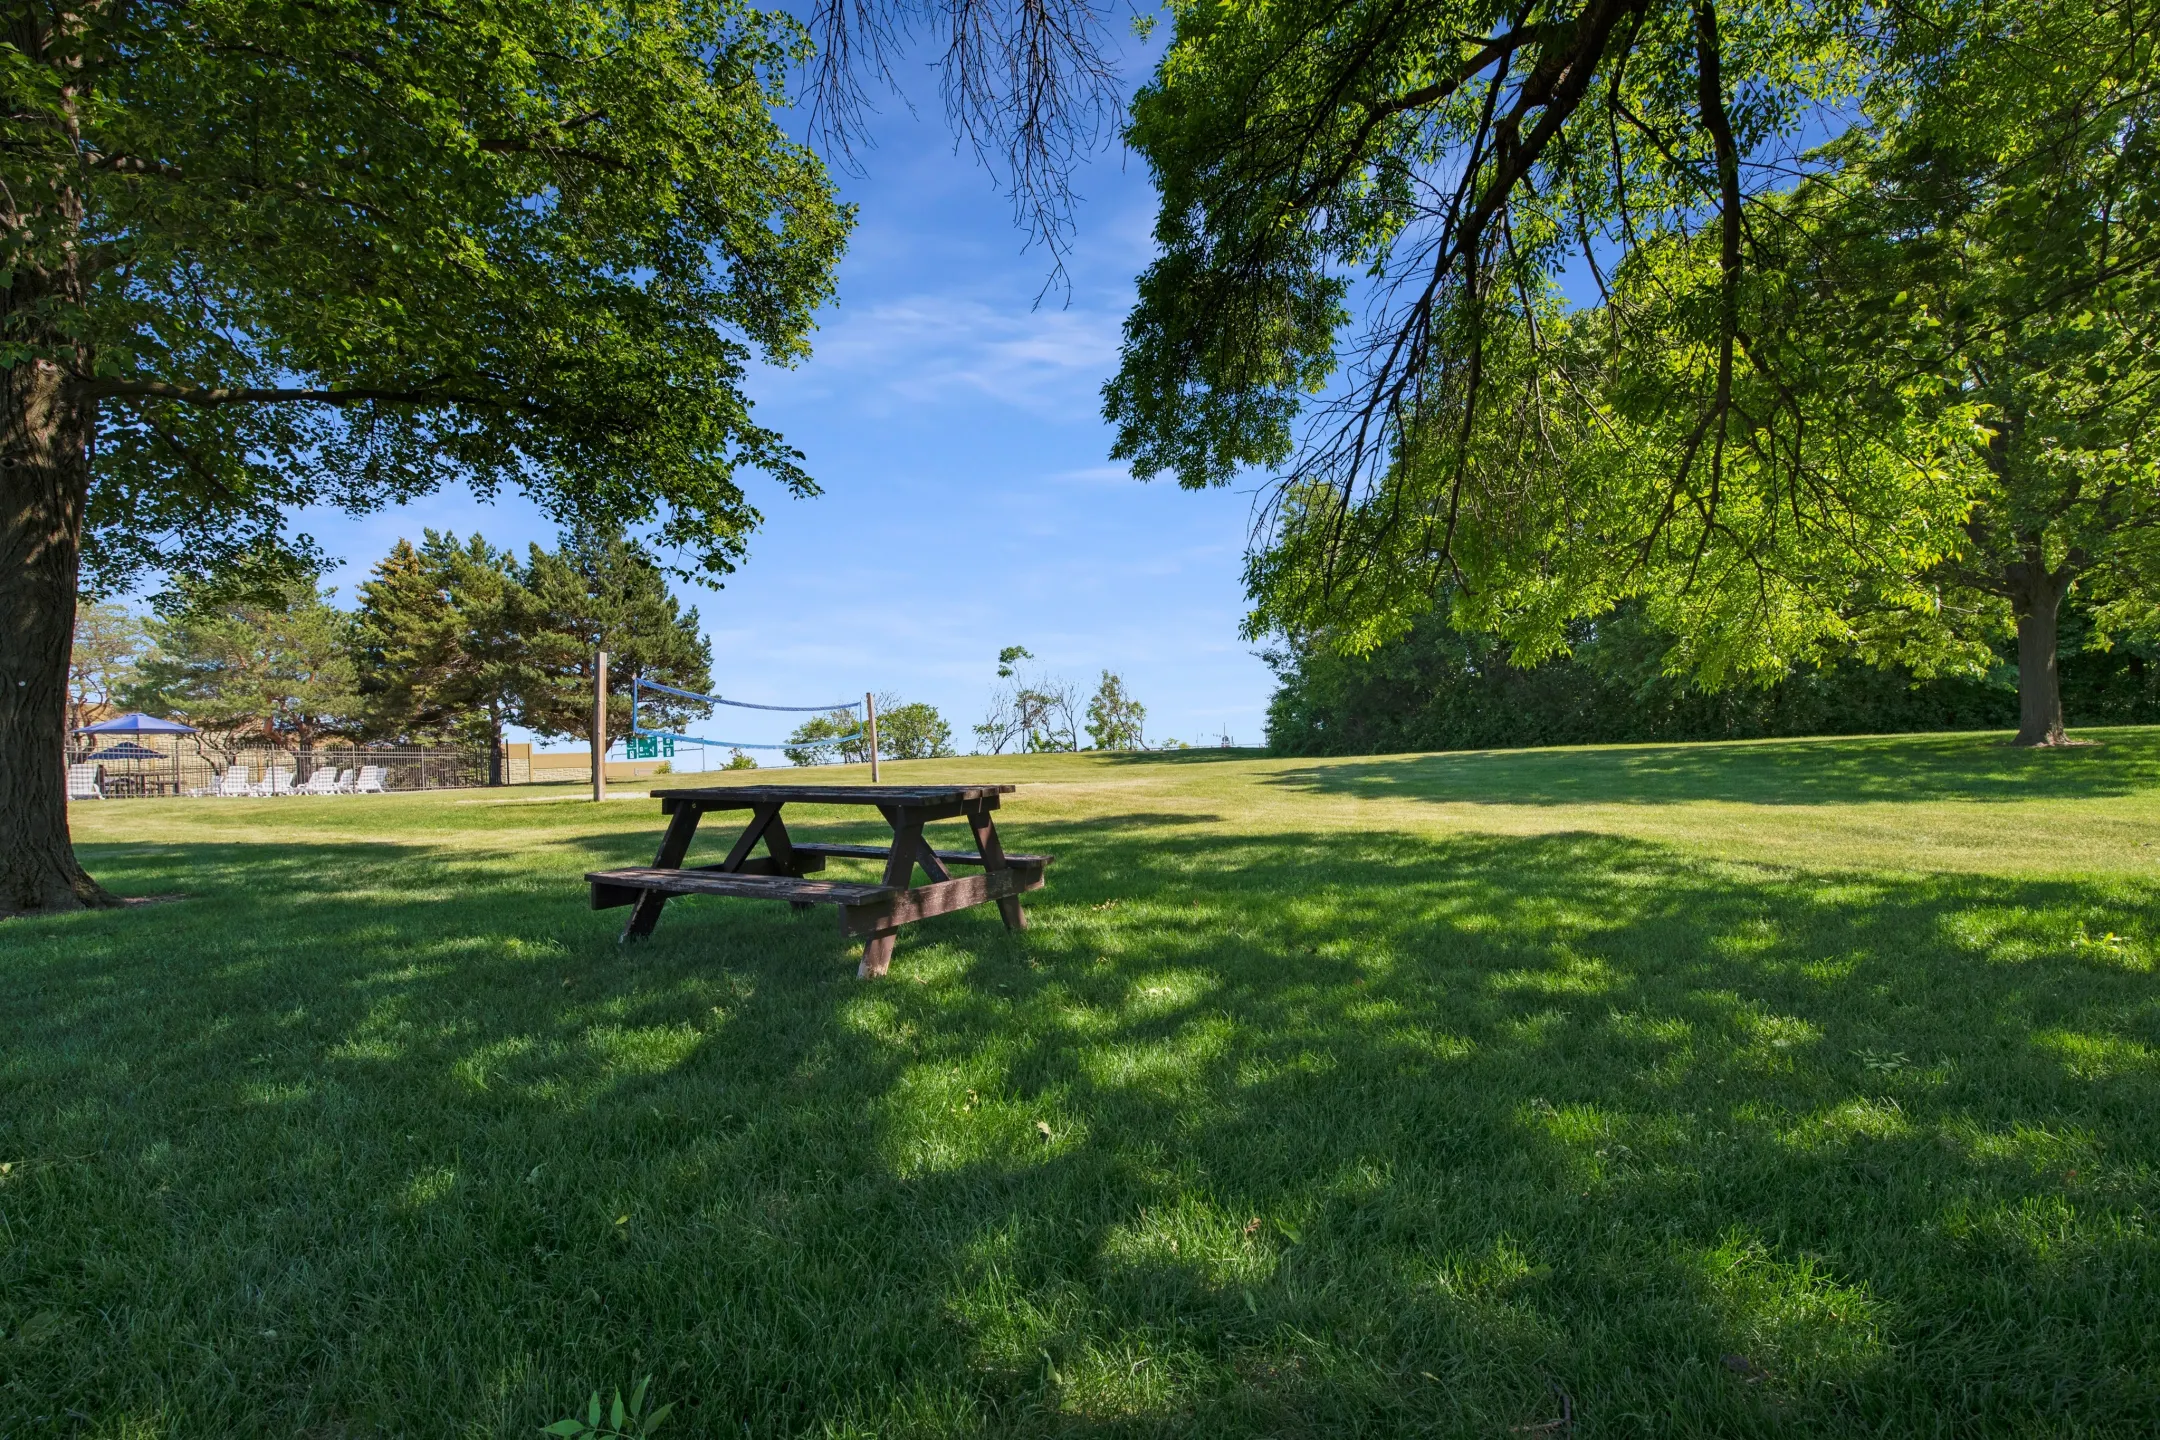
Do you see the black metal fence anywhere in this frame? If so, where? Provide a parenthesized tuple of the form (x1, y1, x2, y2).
(66, 741, 491, 797)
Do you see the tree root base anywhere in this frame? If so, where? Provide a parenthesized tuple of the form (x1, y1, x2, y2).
(0, 871, 122, 919)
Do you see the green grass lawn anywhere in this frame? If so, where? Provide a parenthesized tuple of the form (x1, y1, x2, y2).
(5, 730, 2158, 1436)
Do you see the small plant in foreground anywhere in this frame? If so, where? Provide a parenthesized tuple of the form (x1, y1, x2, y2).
(544, 1376, 672, 1438)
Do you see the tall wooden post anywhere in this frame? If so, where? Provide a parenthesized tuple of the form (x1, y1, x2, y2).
(593, 649, 608, 803)
(865, 691, 879, 782)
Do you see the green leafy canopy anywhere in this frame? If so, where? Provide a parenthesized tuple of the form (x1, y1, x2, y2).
(4, 0, 852, 591)
(1106, 0, 2160, 690)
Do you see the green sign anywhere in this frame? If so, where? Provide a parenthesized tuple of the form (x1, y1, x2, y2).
(624, 735, 675, 761)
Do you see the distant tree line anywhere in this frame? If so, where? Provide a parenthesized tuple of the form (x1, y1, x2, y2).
(77, 531, 714, 781)
(1266, 601, 2160, 758)
(783, 694, 956, 768)
(968, 647, 1151, 753)
(78, 530, 974, 778)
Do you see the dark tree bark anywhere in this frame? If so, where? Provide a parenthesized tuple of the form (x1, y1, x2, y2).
(2, 338, 115, 915)
(2, 12, 116, 915)
(487, 703, 504, 785)
(2007, 558, 2071, 747)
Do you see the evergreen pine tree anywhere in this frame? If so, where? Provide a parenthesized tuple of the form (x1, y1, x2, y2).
(520, 534, 714, 770)
(353, 533, 537, 783)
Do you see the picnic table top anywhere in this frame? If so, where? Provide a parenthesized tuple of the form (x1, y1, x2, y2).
(648, 783, 1016, 806)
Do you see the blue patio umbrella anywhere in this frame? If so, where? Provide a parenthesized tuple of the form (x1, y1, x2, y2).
(75, 711, 197, 736)
(75, 712, 196, 795)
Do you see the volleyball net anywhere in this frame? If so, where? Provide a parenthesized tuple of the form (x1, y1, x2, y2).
(629, 677, 865, 753)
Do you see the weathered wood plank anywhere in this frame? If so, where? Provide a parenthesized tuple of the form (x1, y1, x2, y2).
(838, 865, 1046, 937)
(685, 855, 826, 877)
(655, 784, 1011, 809)
(785, 841, 1051, 868)
(588, 868, 893, 905)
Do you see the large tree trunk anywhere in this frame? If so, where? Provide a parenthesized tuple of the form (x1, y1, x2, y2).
(1, 357, 113, 915)
(487, 704, 504, 785)
(2007, 560, 2071, 747)
(2, 21, 112, 913)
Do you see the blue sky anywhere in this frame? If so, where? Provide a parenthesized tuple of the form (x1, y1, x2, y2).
(298, 43, 1277, 760)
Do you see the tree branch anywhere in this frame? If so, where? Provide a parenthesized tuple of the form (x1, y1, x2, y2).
(83, 378, 511, 409)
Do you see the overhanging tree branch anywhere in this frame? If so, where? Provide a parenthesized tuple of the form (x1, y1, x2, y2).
(84, 378, 515, 409)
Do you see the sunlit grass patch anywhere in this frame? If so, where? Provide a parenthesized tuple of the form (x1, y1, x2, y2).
(7, 733, 2160, 1434)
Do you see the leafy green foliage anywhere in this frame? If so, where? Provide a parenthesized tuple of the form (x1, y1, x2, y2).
(69, 602, 149, 734)
(1083, 670, 1146, 750)
(352, 534, 536, 764)
(1796, 12, 2160, 738)
(975, 651, 1080, 753)
(126, 573, 361, 762)
(543, 1375, 672, 1437)
(7, 0, 851, 592)
(875, 698, 957, 760)
(784, 708, 869, 767)
(520, 534, 714, 753)
(1107, 0, 2160, 726)
(1265, 600, 2160, 756)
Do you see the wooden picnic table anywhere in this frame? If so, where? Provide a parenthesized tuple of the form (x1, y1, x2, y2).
(102, 772, 178, 799)
(587, 783, 1049, 978)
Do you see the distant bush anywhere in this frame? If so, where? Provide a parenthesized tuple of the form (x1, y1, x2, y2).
(877, 699, 956, 759)
(1266, 600, 2160, 756)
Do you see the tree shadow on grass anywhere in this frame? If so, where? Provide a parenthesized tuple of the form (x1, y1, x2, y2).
(1099, 747, 1272, 767)
(1, 821, 2156, 1435)
(1260, 725, 2160, 807)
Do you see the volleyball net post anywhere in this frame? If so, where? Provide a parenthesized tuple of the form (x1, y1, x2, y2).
(592, 650, 608, 803)
(866, 691, 880, 782)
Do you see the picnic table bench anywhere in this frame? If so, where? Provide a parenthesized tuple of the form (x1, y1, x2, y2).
(587, 783, 1048, 978)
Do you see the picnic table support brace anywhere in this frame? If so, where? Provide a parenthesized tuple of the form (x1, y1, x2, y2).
(968, 805, 1026, 931)
(624, 803, 703, 940)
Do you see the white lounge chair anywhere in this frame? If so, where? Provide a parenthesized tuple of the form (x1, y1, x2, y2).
(352, 765, 388, 794)
(296, 768, 342, 796)
(331, 768, 357, 793)
(67, 763, 104, 800)
(211, 768, 252, 797)
(256, 766, 295, 797)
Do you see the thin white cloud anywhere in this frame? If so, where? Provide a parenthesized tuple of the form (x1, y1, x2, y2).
(805, 292, 1124, 415)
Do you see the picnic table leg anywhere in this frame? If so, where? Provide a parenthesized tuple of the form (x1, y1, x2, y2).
(859, 928, 899, 979)
(624, 804, 703, 941)
(967, 806, 1027, 931)
(859, 810, 926, 979)
(762, 812, 816, 909)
